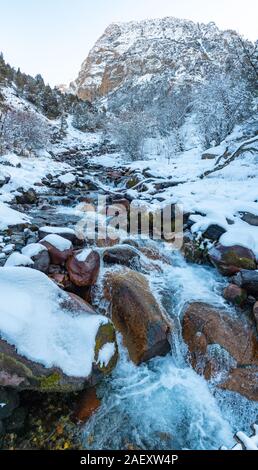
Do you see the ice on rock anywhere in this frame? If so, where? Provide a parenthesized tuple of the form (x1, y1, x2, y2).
(97, 343, 116, 368)
(0, 267, 109, 377)
(42, 234, 72, 251)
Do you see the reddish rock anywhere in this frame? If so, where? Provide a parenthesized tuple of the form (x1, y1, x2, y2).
(105, 269, 172, 364)
(62, 292, 96, 315)
(209, 244, 256, 275)
(69, 285, 93, 302)
(41, 241, 73, 265)
(49, 273, 71, 289)
(183, 302, 258, 400)
(66, 251, 100, 287)
(28, 249, 50, 274)
(48, 264, 63, 275)
(223, 284, 247, 307)
(183, 302, 257, 365)
(232, 270, 258, 297)
(73, 387, 101, 423)
(220, 368, 258, 402)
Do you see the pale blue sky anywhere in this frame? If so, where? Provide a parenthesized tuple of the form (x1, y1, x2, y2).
(0, 0, 257, 86)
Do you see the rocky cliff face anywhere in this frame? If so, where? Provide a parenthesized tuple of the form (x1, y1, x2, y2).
(74, 17, 244, 102)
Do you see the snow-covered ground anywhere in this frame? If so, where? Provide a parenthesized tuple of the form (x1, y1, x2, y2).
(0, 201, 30, 230)
(89, 120, 258, 259)
(0, 152, 71, 203)
(1, 81, 258, 263)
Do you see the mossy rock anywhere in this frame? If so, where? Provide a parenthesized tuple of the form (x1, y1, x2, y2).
(182, 235, 210, 265)
(209, 244, 256, 275)
(39, 373, 63, 392)
(2, 390, 83, 450)
(223, 251, 256, 270)
(0, 319, 118, 394)
(126, 175, 141, 189)
(94, 323, 118, 375)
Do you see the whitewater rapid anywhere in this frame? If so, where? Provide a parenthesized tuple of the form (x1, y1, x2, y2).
(82, 246, 258, 450)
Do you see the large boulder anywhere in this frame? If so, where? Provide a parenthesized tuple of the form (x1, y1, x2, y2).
(183, 302, 258, 400)
(103, 245, 140, 267)
(105, 269, 172, 364)
(232, 270, 258, 297)
(66, 250, 100, 287)
(209, 244, 256, 275)
(0, 268, 118, 393)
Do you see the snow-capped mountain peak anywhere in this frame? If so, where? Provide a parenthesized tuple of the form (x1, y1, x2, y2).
(74, 16, 247, 102)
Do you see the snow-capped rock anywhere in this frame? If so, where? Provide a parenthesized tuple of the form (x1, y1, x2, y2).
(5, 252, 34, 268)
(0, 267, 118, 391)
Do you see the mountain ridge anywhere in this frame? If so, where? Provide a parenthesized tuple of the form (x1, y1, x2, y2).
(73, 16, 253, 102)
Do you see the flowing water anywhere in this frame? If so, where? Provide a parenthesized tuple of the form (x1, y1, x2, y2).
(55, 164, 257, 450)
(82, 244, 258, 450)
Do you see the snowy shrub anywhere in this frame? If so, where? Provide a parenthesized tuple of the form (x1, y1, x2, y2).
(0, 108, 50, 156)
(72, 101, 105, 132)
(193, 74, 254, 148)
(108, 111, 151, 161)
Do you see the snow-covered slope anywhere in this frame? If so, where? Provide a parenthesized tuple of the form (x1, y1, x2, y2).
(74, 17, 247, 102)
